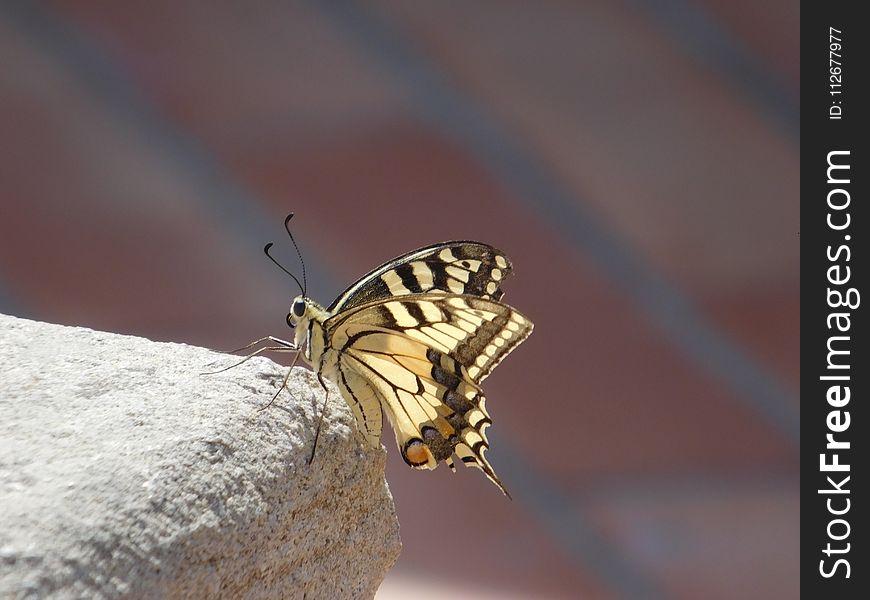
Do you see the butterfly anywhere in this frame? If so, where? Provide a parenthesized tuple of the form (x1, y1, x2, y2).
(254, 215, 533, 497)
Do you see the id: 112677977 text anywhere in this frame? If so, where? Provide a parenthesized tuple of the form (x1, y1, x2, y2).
(829, 27, 843, 120)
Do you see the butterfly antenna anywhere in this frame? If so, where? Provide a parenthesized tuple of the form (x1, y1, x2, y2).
(283, 213, 307, 297)
(264, 242, 305, 295)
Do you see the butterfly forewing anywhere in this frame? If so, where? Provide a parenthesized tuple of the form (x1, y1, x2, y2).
(327, 241, 513, 312)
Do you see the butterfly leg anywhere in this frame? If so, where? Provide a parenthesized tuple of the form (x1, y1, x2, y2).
(203, 336, 297, 374)
(227, 335, 297, 355)
(257, 348, 302, 411)
(307, 372, 331, 465)
(200, 343, 297, 375)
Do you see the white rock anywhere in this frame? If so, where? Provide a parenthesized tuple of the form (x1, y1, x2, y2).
(0, 313, 401, 599)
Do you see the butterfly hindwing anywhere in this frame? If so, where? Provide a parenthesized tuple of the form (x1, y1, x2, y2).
(327, 241, 513, 313)
(333, 362, 384, 448)
(324, 294, 533, 495)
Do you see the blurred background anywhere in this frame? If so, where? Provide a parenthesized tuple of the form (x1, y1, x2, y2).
(0, 1, 798, 598)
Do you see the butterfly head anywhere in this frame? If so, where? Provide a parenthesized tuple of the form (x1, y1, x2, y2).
(287, 295, 328, 328)
(286, 295, 329, 362)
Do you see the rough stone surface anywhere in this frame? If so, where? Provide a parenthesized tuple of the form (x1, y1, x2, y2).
(0, 313, 401, 599)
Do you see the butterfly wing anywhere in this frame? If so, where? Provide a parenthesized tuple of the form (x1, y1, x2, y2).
(325, 294, 533, 496)
(327, 241, 513, 312)
(332, 363, 384, 449)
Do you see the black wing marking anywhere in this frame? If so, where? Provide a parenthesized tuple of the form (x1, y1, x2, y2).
(335, 325, 510, 496)
(327, 241, 513, 313)
(326, 294, 534, 384)
(325, 295, 533, 496)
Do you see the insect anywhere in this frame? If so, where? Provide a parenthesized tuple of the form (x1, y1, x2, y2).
(245, 215, 533, 496)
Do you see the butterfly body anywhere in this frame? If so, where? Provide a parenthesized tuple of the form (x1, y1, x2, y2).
(287, 241, 533, 496)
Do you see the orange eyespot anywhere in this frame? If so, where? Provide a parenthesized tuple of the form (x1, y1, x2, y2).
(403, 439, 430, 467)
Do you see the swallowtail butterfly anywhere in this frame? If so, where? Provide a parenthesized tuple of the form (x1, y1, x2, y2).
(255, 216, 533, 496)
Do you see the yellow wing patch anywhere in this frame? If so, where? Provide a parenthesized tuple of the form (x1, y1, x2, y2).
(326, 295, 533, 496)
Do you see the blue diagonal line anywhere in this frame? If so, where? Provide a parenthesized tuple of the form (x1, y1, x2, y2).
(310, 0, 799, 443)
(308, 8, 800, 595)
(0, 1, 336, 304)
(0, 280, 32, 319)
(629, 0, 799, 139)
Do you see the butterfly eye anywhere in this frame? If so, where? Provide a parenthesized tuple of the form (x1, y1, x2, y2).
(292, 298, 306, 318)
